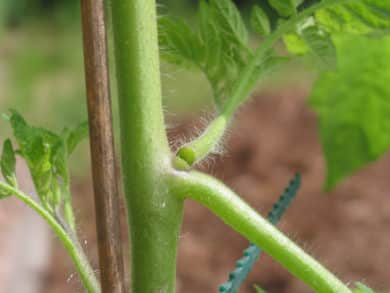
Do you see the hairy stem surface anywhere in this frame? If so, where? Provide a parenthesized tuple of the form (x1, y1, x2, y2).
(111, 0, 183, 292)
(170, 171, 352, 293)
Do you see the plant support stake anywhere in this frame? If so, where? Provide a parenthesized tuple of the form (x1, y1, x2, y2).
(80, 0, 125, 292)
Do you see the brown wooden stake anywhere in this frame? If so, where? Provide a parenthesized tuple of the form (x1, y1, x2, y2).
(80, 0, 126, 292)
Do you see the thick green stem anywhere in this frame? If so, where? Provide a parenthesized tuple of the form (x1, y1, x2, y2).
(111, 0, 183, 292)
(169, 171, 352, 293)
(0, 182, 100, 293)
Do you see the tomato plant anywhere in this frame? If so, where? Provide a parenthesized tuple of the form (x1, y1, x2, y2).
(1, 0, 389, 292)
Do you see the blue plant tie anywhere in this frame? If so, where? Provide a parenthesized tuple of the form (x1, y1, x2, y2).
(218, 173, 301, 293)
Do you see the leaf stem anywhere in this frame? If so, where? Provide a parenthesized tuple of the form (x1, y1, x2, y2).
(174, 0, 354, 168)
(175, 116, 227, 167)
(0, 182, 101, 293)
(170, 171, 352, 293)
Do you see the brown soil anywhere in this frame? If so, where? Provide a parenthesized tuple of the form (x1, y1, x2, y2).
(43, 88, 390, 293)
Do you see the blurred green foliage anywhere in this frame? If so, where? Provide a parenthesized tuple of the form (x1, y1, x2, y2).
(309, 34, 390, 190)
(1, 0, 79, 26)
(0, 22, 85, 131)
(0, 0, 266, 26)
(0, 1, 87, 175)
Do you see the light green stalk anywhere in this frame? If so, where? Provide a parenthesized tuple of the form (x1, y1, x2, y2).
(175, 116, 227, 169)
(0, 182, 100, 293)
(110, 0, 183, 292)
(169, 171, 352, 293)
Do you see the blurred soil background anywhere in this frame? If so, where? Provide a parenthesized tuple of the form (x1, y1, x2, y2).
(0, 1, 389, 293)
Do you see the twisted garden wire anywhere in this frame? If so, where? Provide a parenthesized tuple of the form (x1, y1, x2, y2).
(218, 173, 301, 293)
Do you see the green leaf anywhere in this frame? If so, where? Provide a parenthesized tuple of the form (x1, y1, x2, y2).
(309, 35, 390, 190)
(52, 139, 68, 183)
(6, 110, 79, 227)
(283, 16, 336, 70)
(208, 0, 248, 47)
(7, 109, 28, 142)
(27, 136, 53, 200)
(196, 0, 252, 105)
(301, 24, 337, 69)
(199, 0, 249, 71)
(354, 282, 376, 293)
(1, 139, 17, 186)
(268, 0, 297, 17)
(239, 49, 290, 105)
(158, 0, 252, 107)
(198, 0, 223, 75)
(316, 0, 390, 34)
(9, 110, 59, 151)
(284, 1, 390, 68)
(8, 110, 61, 207)
(66, 121, 88, 154)
(283, 32, 310, 55)
(251, 5, 271, 36)
(158, 16, 203, 68)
